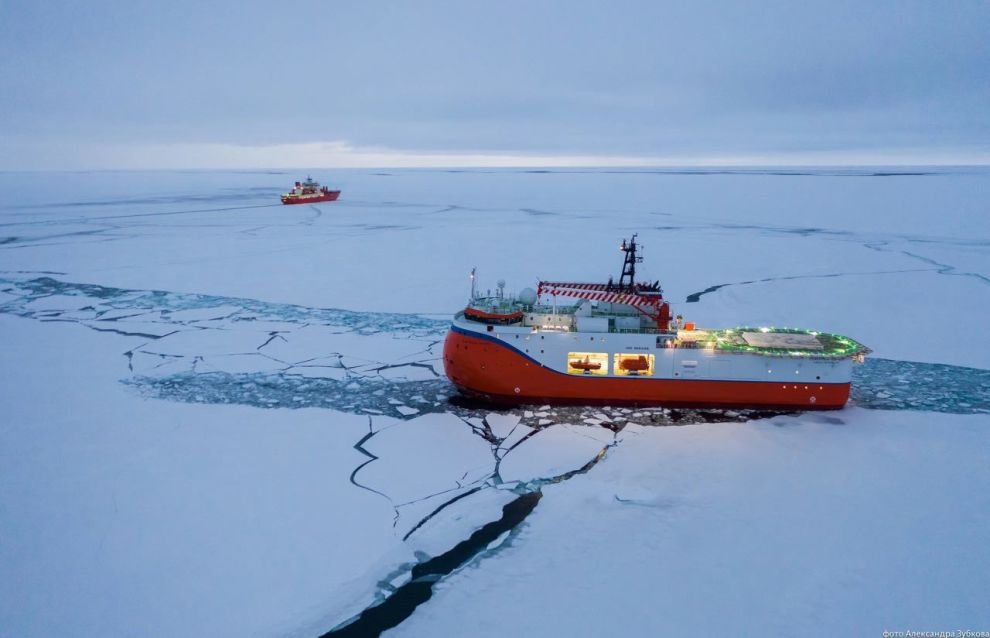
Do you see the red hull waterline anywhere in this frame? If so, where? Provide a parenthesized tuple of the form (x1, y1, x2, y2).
(281, 191, 340, 204)
(443, 329, 851, 410)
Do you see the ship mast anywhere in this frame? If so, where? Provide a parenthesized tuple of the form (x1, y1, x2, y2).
(536, 234, 671, 331)
(618, 233, 643, 290)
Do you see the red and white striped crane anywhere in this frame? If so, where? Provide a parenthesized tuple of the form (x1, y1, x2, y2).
(536, 234, 672, 331)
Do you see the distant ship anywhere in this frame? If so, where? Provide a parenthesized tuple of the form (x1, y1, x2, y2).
(443, 234, 870, 409)
(280, 177, 340, 204)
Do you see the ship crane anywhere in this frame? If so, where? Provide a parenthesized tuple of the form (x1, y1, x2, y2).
(536, 234, 672, 331)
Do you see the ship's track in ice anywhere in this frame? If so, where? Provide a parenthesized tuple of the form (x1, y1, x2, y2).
(1, 275, 987, 418)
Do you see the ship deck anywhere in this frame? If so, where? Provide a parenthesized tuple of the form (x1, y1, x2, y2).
(681, 327, 869, 359)
(460, 299, 870, 360)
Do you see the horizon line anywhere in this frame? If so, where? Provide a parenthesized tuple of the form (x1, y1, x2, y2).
(3, 139, 989, 171)
(2, 163, 989, 174)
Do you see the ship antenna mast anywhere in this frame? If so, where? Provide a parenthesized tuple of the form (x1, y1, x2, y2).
(470, 267, 477, 300)
(618, 233, 643, 290)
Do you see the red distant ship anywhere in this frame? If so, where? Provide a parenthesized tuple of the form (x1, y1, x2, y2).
(281, 177, 340, 204)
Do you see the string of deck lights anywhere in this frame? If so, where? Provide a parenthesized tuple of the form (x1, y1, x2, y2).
(695, 327, 869, 358)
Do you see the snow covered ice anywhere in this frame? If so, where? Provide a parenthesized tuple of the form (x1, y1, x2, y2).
(1, 167, 989, 636)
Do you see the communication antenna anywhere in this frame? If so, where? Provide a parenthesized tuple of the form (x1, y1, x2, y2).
(619, 233, 644, 289)
(470, 267, 477, 299)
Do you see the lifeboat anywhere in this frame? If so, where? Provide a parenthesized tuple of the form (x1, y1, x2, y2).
(570, 356, 602, 372)
(281, 177, 341, 205)
(463, 305, 524, 324)
(619, 356, 650, 372)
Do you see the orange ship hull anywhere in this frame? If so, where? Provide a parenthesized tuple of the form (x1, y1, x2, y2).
(443, 328, 851, 409)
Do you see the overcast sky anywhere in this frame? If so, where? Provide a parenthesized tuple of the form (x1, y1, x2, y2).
(2, 0, 988, 168)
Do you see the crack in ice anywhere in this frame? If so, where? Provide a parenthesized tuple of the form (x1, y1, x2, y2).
(684, 267, 934, 303)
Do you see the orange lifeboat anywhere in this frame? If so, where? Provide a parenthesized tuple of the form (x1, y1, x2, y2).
(463, 306, 524, 324)
(569, 356, 602, 372)
(619, 355, 650, 372)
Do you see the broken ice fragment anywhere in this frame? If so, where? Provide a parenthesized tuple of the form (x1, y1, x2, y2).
(485, 413, 521, 439)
